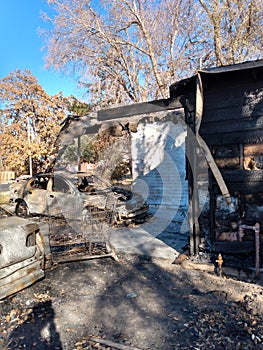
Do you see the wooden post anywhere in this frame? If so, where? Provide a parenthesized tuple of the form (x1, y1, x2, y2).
(77, 135, 81, 171)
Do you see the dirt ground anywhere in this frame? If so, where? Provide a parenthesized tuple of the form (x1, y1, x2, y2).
(1, 252, 263, 350)
(1, 205, 263, 349)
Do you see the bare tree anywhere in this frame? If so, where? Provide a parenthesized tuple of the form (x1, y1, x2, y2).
(42, 0, 262, 106)
(42, 0, 197, 105)
(198, 0, 263, 66)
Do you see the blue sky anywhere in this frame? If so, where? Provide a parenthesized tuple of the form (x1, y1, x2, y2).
(0, 0, 83, 98)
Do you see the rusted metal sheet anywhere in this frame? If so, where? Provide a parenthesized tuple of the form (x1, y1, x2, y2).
(0, 217, 45, 300)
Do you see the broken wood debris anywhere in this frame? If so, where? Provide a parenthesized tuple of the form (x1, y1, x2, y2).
(0, 205, 14, 217)
(78, 337, 142, 350)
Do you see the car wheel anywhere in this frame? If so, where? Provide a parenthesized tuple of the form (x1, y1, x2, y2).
(15, 200, 29, 218)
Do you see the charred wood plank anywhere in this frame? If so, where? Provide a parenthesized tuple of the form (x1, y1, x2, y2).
(186, 136, 196, 255)
(203, 84, 263, 113)
(200, 117, 263, 135)
(220, 169, 263, 182)
(211, 170, 263, 193)
(212, 183, 263, 194)
(181, 260, 215, 272)
(97, 98, 183, 121)
(201, 130, 263, 146)
(202, 107, 263, 123)
(86, 337, 143, 350)
(212, 241, 263, 254)
(229, 182, 263, 194)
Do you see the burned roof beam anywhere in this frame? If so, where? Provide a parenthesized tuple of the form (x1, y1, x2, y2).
(97, 98, 183, 121)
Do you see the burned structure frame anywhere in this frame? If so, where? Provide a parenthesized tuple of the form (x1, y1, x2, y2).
(56, 59, 263, 272)
(171, 60, 263, 275)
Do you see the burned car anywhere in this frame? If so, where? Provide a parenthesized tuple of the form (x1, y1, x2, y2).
(11, 172, 148, 223)
(9, 175, 31, 202)
(0, 217, 45, 300)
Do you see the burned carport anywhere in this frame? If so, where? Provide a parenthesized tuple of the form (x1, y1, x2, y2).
(54, 59, 263, 276)
(97, 59, 263, 275)
(54, 107, 189, 251)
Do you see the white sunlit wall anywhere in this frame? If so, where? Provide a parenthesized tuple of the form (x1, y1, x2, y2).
(131, 116, 188, 236)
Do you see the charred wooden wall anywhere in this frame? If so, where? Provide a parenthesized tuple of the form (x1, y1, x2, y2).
(171, 62, 263, 260)
(200, 65, 263, 258)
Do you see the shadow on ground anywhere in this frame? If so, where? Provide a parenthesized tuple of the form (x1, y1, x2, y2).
(6, 300, 62, 350)
(2, 255, 263, 349)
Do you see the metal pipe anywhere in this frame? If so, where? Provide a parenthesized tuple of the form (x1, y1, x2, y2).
(27, 116, 33, 176)
(216, 253, 223, 277)
(255, 223, 260, 278)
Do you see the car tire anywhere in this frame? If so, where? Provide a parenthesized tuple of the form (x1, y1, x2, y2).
(15, 200, 29, 218)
